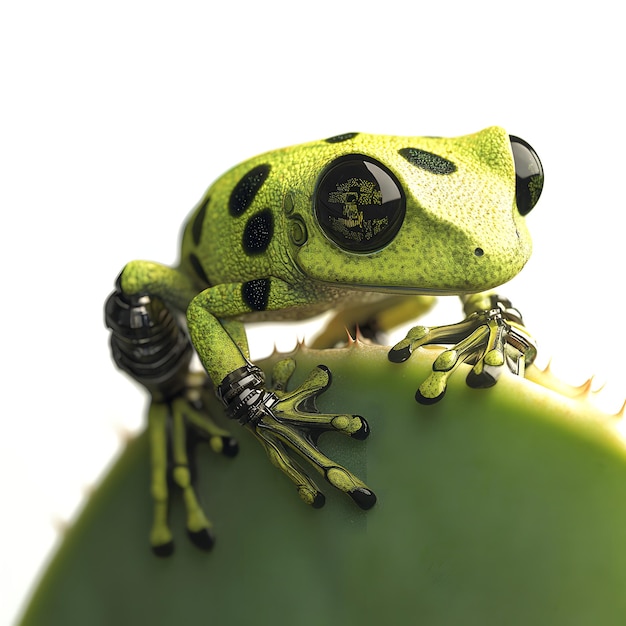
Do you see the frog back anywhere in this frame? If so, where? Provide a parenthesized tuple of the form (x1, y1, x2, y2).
(178, 150, 293, 290)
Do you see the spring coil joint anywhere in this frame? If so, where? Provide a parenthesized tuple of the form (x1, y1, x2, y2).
(104, 281, 192, 402)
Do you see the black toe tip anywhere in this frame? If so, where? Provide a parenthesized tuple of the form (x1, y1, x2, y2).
(152, 541, 174, 557)
(188, 528, 216, 551)
(312, 492, 326, 509)
(350, 488, 377, 510)
(351, 417, 370, 440)
(415, 389, 445, 405)
(316, 364, 333, 387)
(466, 370, 497, 389)
(388, 346, 411, 363)
(221, 436, 239, 458)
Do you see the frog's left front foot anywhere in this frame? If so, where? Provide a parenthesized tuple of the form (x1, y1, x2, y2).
(389, 295, 537, 404)
(218, 360, 376, 510)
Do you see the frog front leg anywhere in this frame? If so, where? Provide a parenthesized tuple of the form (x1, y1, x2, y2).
(388, 293, 537, 403)
(187, 278, 376, 509)
(106, 270, 238, 555)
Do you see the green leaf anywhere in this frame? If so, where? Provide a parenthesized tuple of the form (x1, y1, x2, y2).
(19, 344, 626, 626)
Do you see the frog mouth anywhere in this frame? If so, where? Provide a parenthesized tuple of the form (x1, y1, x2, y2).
(335, 282, 486, 296)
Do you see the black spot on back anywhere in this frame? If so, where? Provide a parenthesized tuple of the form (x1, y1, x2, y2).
(242, 278, 270, 311)
(398, 148, 457, 174)
(229, 164, 271, 217)
(243, 209, 273, 255)
(191, 196, 210, 246)
(189, 253, 211, 287)
(325, 132, 359, 144)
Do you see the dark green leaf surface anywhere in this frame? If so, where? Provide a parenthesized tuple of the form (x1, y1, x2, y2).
(20, 345, 626, 626)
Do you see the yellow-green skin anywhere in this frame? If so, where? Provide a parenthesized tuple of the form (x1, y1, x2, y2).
(121, 126, 531, 384)
(116, 127, 539, 552)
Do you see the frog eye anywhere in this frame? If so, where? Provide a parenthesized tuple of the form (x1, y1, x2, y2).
(314, 155, 406, 253)
(510, 136, 544, 216)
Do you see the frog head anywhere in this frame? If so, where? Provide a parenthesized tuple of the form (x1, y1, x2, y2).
(287, 127, 543, 295)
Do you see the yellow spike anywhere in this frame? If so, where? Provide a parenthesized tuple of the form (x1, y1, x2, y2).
(349, 327, 360, 345)
(575, 377, 595, 397)
(351, 334, 368, 350)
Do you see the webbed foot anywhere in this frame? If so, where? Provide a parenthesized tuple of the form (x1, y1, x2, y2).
(218, 359, 376, 510)
(389, 294, 537, 403)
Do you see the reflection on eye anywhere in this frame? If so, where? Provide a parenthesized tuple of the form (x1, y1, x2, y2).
(315, 155, 406, 253)
(509, 136, 544, 216)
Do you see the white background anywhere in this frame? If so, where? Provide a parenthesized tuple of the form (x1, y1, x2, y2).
(2, 1, 625, 622)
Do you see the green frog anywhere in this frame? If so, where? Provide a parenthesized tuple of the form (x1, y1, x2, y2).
(105, 127, 543, 555)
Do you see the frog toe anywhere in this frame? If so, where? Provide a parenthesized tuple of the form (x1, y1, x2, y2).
(152, 540, 175, 558)
(415, 371, 450, 404)
(222, 436, 239, 457)
(348, 487, 377, 510)
(188, 527, 216, 551)
(209, 434, 239, 457)
(328, 413, 370, 438)
(387, 343, 412, 363)
(415, 388, 446, 404)
(349, 417, 370, 440)
(261, 432, 329, 508)
(324, 466, 376, 509)
(150, 520, 175, 557)
(466, 366, 500, 389)
(298, 486, 326, 509)
(272, 367, 370, 440)
(270, 357, 298, 392)
(311, 492, 326, 509)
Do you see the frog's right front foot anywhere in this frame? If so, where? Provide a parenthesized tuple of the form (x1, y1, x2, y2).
(388, 294, 537, 404)
(218, 360, 376, 510)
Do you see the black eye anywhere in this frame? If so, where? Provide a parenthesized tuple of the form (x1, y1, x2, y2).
(314, 155, 405, 253)
(510, 136, 544, 216)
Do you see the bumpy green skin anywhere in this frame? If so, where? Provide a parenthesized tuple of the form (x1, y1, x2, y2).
(114, 127, 540, 553)
(121, 126, 532, 384)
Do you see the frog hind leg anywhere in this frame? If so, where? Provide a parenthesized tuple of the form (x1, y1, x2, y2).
(147, 402, 175, 556)
(148, 386, 237, 555)
(105, 268, 238, 554)
(169, 396, 215, 550)
(310, 294, 437, 348)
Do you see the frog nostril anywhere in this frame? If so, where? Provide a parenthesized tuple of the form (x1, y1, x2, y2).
(474, 247, 484, 257)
